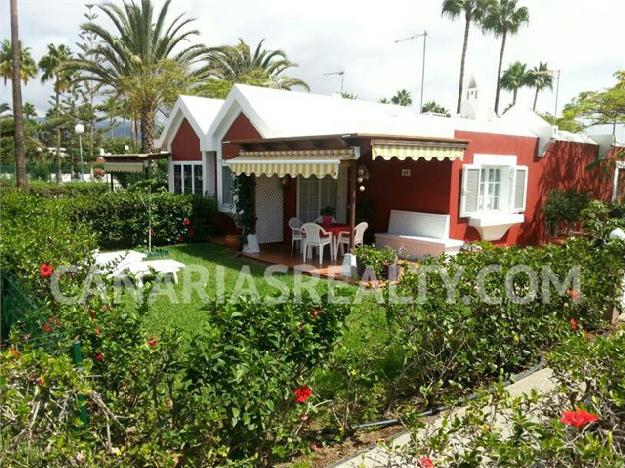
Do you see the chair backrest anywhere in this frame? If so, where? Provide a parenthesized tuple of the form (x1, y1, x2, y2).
(388, 210, 450, 239)
(289, 217, 303, 231)
(301, 222, 326, 242)
(354, 222, 368, 243)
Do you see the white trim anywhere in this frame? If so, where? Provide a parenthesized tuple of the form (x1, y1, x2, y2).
(172, 161, 203, 195)
(511, 165, 529, 212)
(473, 154, 517, 166)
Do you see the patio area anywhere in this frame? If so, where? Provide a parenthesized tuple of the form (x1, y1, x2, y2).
(241, 242, 348, 280)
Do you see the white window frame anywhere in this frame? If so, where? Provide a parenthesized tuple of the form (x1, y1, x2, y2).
(172, 161, 204, 195)
(460, 155, 528, 218)
(296, 168, 346, 223)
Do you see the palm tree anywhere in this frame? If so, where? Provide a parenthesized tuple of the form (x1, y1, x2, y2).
(442, 0, 491, 114)
(63, 0, 207, 153)
(422, 100, 451, 116)
(207, 39, 309, 91)
(500, 61, 531, 106)
(391, 89, 413, 106)
(0, 39, 37, 85)
(481, 0, 529, 114)
(39, 43, 73, 182)
(528, 62, 554, 111)
(22, 102, 36, 121)
(10, 0, 27, 188)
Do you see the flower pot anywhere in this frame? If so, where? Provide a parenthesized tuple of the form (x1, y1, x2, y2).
(225, 234, 241, 250)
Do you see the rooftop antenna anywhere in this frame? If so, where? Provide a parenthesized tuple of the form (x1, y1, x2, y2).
(323, 71, 345, 94)
(395, 31, 429, 112)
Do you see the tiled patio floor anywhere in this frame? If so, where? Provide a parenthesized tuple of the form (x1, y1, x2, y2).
(240, 242, 349, 280)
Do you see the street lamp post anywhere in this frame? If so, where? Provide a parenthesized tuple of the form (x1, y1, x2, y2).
(75, 123, 85, 181)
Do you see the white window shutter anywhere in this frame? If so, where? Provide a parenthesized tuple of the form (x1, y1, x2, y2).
(512, 166, 529, 212)
(460, 165, 481, 217)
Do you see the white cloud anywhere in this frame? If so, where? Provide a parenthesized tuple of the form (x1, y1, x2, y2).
(1, 0, 624, 119)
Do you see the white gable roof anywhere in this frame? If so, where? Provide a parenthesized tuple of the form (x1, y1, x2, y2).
(157, 95, 224, 151)
(206, 84, 538, 150)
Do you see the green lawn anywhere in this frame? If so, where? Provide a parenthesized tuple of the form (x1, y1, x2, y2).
(138, 243, 380, 337)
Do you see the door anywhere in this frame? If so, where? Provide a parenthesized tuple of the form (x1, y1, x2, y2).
(255, 175, 284, 243)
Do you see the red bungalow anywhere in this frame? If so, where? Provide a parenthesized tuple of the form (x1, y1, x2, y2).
(160, 84, 624, 266)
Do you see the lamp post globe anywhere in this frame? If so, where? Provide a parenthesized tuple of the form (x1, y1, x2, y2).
(75, 123, 85, 180)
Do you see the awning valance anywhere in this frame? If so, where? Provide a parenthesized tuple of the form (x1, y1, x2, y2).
(103, 162, 145, 173)
(223, 149, 356, 179)
(372, 139, 466, 161)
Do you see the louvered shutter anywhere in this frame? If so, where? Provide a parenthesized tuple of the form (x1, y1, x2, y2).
(512, 166, 528, 212)
(460, 165, 481, 217)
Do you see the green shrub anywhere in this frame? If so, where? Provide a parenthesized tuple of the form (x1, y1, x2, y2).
(353, 245, 397, 278)
(543, 189, 590, 235)
(408, 331, 625, 466)
(0, 180, 109, 197)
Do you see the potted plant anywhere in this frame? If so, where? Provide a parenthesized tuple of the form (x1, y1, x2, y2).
(353, 245, 398, 280)
(320, 206, 335, 225)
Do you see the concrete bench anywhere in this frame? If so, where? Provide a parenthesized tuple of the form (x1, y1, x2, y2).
(375, 210, 464, 259)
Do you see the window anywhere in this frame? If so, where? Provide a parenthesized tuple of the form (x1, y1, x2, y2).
(460, 163, 528, 217)
(221, 166, 234, 206)
(172, 162, 203, 195)
(478, 167, 501, 211)
(297, 175, 339, 223)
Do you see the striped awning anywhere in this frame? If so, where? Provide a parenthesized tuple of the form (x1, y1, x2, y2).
(223, 149, 356, 179)
(372, 139, 466, 161)
(103, 162, 145, 173)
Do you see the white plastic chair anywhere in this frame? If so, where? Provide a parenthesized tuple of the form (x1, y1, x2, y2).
(335, 222, 368, 258)
(289, 217, 304, 255)
(301, 222, 333, 264)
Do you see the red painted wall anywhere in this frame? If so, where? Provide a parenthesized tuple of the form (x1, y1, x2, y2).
(448, 131, 610, 245)
(171, 118, 201, 161)
(358, 140, 454, 235)
(222, 113, 261, 159)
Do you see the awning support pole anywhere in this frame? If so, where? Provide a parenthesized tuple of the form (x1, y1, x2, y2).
(349, 160, 357, 251)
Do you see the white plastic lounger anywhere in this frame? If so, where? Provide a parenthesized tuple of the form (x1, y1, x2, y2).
(125, 259, 186, 287)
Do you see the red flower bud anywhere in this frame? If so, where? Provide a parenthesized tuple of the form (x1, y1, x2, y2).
(35, 376, 45, 386)
(147, 337, 158, 348)
(94, 352, 104, 362)
(39, 263, 54, 278)
(293, 385, 313, 404)
(567, 288, 581, 302)
(182, 218, 191, 226)
(42, 322, 52, 334)
(95, 327, 101, 336)
(419, 456, 434, 468)
(570, 318, 578, 331)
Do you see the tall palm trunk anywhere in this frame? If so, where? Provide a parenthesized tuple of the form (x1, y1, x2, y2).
(512, 88, 518, 105)
(10, 0, 27, 188)
(533, 87, 540, 111)
(139, 108, 155, 153)
(457, 14, 472, 114)
(55, 90, 62, 183)
(494, 29, 508, 115)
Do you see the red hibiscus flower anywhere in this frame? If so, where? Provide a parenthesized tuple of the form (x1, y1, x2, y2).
(567, 288, 581, 302)
(147, 337, 158, 348)
(570, 318, 578, 331)
(560, 408, 598, 428)
(42, 322, 52, 334)
(293, 385, 313, 404)
(40, 263, 54, 278)
(94, 352, 105, 362)
(419, 456, 434, 468)
(183, 217, 191, 226)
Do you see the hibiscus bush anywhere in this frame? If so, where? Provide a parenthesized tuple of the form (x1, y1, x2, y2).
(381, 235, 624, 410)
(405, 330, 625, 466)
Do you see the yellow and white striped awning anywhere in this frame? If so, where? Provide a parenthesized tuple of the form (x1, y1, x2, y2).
(223, 149, 356, 179)
(372, 139, 466, 161)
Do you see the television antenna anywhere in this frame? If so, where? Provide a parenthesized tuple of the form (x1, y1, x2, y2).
(395, 31, 429, 112)
(323, 71, 345, 94)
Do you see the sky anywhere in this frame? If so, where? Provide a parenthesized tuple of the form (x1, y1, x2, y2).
(1, 0, 625, 129)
